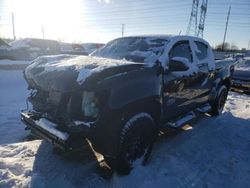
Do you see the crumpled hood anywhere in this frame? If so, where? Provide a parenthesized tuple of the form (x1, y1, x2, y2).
(24, 55, 138, 92)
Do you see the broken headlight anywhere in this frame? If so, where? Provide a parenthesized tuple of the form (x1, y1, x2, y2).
(82, 91, 99, 118)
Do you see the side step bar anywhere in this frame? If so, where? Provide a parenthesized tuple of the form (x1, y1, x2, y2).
(167, 112, 196, 128)
(164, 103, 211, 128)
(196, 103, 212, 113)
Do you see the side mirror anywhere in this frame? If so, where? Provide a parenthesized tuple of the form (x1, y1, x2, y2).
(168, 57, 189, 72)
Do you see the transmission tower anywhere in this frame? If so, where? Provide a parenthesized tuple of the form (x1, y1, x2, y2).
(197, 0, 208, 38)
(186, 0, 199, 36)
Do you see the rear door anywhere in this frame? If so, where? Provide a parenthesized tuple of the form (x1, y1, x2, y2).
(190, 40, 215, 104)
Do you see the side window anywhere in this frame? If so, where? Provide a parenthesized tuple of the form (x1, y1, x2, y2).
(194, 41, 208, 61)
(169, 41, 193, 62)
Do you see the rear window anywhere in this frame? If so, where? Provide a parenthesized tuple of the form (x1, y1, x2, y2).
(194, 41, 208, 61)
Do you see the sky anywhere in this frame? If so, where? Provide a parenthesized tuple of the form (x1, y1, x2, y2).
(0, 0, 249, 49)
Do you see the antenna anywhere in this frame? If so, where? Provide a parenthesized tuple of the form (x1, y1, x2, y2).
(197, 0, 208, 38)
(186, 0, 199, 36)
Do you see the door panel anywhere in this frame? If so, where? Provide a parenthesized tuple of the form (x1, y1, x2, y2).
(163, 40, 198, 122)
(191, 40, 215, 105)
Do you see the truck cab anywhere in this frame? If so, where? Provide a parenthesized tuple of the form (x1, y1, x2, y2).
(21, 35, 233, 174)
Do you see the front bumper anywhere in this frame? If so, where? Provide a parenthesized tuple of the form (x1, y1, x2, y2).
(231, 79, 250, 92)
(21, 111, 91, 151)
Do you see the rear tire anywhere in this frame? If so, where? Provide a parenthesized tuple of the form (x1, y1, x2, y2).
(209, 85, 228, 116)
(105, 113, 157, 175)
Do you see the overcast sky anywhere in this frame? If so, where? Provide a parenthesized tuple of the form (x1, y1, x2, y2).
(0, 0, 249, 48)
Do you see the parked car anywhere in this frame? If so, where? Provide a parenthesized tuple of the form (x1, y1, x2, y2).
(60, 42, 88, 55)
(0, 38, 11, 49)
(82, 43, 105, 54)
(233, 53, 245, 61)
(21, 35, 234, 174)
(0, 38, 60, 60)
(231, 58, 250, 93)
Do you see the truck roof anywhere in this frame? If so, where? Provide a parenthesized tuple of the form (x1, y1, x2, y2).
(114, 34, 207, 42)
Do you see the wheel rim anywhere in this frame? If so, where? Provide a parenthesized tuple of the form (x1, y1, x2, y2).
(218, 88, 227, 112)
(126, 129, 147, 162)
(124, 126, 151, 163)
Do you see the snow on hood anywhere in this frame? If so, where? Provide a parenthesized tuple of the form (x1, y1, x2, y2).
(25, 54, 135, 87)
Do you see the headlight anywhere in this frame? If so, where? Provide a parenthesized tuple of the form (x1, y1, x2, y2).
(82, 91, 99, 118)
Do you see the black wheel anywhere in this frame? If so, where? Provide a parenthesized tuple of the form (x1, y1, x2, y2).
(105, 113, 157, 175)
(209, 85, 228, 116)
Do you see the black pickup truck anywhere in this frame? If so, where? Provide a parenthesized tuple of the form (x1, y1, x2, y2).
(21, 35, 233, 173)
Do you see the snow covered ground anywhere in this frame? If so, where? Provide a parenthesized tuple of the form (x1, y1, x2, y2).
(0, 60, 30, 70)
(0, 60, 30, 65)
(0, 69, 250, 188)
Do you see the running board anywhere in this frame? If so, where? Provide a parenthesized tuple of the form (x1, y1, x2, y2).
(196, 103, 211, 113)
(167, 112, 196, 128)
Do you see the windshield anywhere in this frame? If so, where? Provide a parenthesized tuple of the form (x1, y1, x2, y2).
(92, 37, 168, 64)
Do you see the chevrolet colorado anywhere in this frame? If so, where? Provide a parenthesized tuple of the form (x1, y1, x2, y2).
(21, 35, 234, 173)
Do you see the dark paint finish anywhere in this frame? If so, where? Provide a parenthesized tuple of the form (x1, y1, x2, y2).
(21, 36, 234, 158)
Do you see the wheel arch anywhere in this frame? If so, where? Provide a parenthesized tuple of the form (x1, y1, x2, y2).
(220, 77, 231, 90)
(120, 96, 162, 129)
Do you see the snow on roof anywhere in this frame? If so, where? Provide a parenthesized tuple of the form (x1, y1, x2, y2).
(118, 34, 208, 43)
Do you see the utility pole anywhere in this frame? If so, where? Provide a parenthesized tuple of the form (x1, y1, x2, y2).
(121, 24, 124, 37)
(186, 0, 199, 36)
(42, 26, 45, 39)
(197, 0, 208, 38)
(222, 6, 231, 51)
(248, 39, 250, 50)
(11, 13, 16, 40)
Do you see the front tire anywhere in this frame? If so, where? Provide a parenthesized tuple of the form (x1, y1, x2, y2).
(105, 113, 157, 174)
(209, 85, 228, 116)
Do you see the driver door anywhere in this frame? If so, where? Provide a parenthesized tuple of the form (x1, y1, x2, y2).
(162, 40, 201, 122)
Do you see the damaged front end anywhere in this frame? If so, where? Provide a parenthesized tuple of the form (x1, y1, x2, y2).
(21, 82, 105, 151)
(21, 55, 144, 155)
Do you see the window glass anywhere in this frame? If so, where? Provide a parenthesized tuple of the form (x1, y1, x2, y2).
(169, 41, 192, 62)
(194, 41, 208, 60)
(92, 37, 169, 64)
